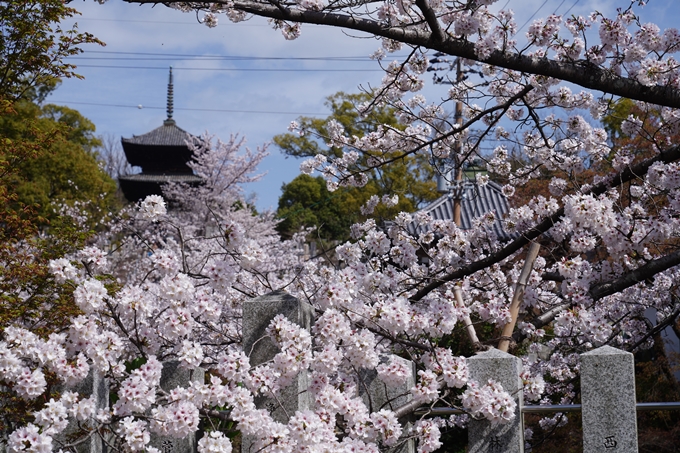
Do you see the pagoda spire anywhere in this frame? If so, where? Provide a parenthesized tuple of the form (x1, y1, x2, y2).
(164, 66, 175, 125)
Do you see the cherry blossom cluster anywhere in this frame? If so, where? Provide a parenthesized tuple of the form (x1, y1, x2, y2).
(461, 379, 517, 423)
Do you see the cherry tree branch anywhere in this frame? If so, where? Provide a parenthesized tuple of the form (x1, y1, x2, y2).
(411, 143, 680, 301)
(589, 250, 680, 301)
(414, 0, 444, 43)
(126, 0, 680, 108)
(625, 303, 680, 352)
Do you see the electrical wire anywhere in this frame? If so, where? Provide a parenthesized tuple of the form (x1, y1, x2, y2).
(517, 0, 550, 33)
(47, 100, 328, 116)
(70, 56, 374, 62)
(82, 50, 384, 61)
(552, 0, 567, 14)
(563, 0, 580, 16)
(68, 17, 243, 25)
(69, 64, 381, 72)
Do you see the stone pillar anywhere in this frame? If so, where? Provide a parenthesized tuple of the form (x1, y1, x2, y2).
(242, 290, 314, 451)
(581, 345, 638, 453)
(467, 348, 524, 453)
(358, 355, 416, 453)
(56, 368, 109, 453)
(149, 361, 205, 453)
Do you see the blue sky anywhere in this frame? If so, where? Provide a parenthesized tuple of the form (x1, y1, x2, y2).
(54, 0, 678, 211)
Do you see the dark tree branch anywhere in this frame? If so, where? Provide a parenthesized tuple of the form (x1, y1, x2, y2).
(414, 0, 444, 43)
(625, 304, 680, 352)
(125, 0, 680, 108)
(589, 250, 680, 301)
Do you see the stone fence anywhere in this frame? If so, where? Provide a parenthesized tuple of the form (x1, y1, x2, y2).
(242, 291, 678, 453)
(12, 290, 679, 453)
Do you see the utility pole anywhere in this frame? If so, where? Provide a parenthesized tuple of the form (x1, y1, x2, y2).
(429, 53, 467, 227)
(452, 57, 464, 227)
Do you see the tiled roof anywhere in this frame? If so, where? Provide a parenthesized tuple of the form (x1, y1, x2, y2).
(119, 173, 203, 183)
(121, 120, 193, 147)
(406, 180, 515, 240)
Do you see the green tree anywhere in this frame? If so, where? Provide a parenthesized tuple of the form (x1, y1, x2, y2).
(0, 0, 101, 102)
(277, 174, 358, 241)
(0, 96, 118, 223)
(275, 92, 439, 240)
(0, 0, 108, 437)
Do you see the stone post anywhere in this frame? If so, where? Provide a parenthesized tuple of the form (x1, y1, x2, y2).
(467, 348, 524, 453)
(149, 361, 205, 453)
(56, 368, 109, 453)
(241, 290, 314, 451)
(358, 355, 416, 453)
(581, 345, 638, 453)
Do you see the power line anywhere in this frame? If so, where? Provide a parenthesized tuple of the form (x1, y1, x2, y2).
(67, 17, 266, 26)
(72, 55, 375, 62)
(69, 64, 381, 72)
(563, 0, 580, 16)
(517, 0, 550, 33)
(78, 50, 403, 61)
(71, 56, 373, 62)
(70, 57, 374, 63)
(48, 100, 328, 116)
(552, 0, 567, 14)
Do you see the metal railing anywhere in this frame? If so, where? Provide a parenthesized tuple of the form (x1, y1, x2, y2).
(414, 402, 680, 417)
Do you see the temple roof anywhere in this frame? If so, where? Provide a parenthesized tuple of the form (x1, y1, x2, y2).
(121, 120, 193, 148)
(119, 173, 203, 202)
(404, 180, 515, 240)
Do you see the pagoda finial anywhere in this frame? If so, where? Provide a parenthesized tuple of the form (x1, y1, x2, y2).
(165, 66, 175, 125)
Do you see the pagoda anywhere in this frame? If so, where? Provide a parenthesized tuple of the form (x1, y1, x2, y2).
(118, 68, 203, 202)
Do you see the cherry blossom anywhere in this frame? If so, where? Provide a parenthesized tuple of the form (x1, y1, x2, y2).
(5, 0, 680, 450)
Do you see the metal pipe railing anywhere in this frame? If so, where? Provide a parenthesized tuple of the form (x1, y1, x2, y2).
(413, 402, 680, 417)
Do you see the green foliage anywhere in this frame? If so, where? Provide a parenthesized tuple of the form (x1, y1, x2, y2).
(274, 91, 403, 159)
(0, 1, 107, 437)
(0, 99, 110, 435)
(601, 98, 636, 141)
(275, 92, 439, 240)
(0, 97, 118, 223)
(0, 0, 102, 101)
(276, 174, 358, 241)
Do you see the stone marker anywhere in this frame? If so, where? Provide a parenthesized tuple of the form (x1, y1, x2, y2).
(242, 290, 314, 452)
(149, 361, 205, 453)
(56, 368, 109, 453)
(467, 348, 524, 453)
(581, 345, 638, 453)
(358, 355, 416, 453)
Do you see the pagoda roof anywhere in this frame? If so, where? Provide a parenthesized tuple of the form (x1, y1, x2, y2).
(118, 173, 203, 183)
(118, 173, 203, 202)
(121, 119, 194, 148)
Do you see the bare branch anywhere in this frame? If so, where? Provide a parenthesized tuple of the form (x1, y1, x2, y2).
(499, 241, 540, 352)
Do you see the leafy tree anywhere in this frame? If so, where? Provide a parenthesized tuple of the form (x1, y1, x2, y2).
(275, 91, 439, 240)
(276, 174, 357, 241)
(0, 0, 101, 102)
(0, 100, 101, 436)
(0, 1, 107, 436)
(275, 91, 403, 160)
(0, 96, 118, 223)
